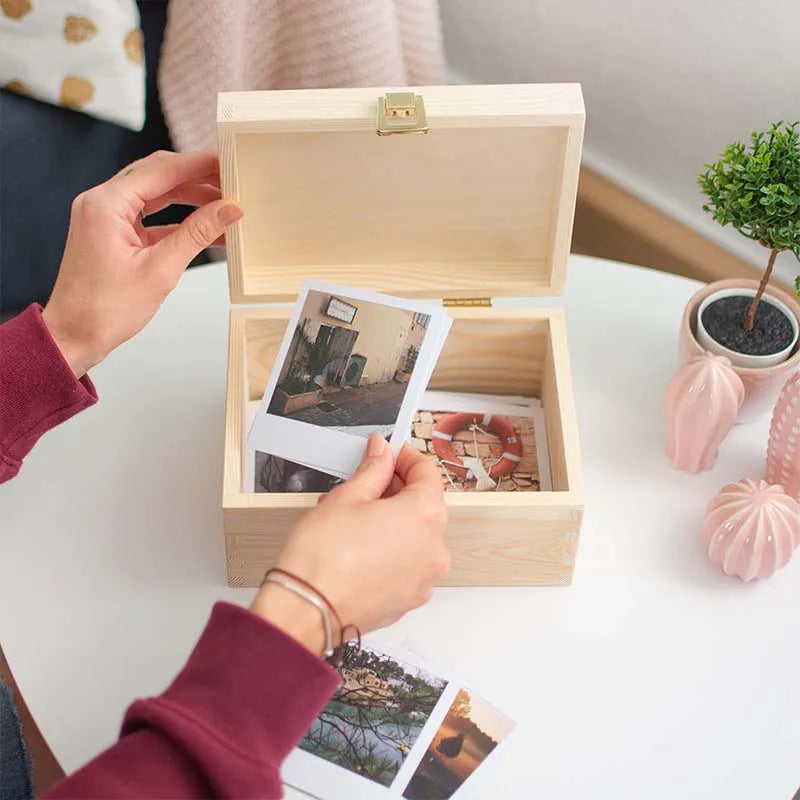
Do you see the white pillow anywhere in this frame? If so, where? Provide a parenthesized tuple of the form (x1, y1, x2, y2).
(0, 0, 145, 130)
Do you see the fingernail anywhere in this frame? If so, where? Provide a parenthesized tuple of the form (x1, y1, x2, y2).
(367, 434, 386, 458)
(217, 203, 243, 226)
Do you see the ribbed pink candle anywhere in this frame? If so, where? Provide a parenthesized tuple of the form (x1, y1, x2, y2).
(666, 353, 744, 473)
(766, 371, 800, 501)
(703, 479, 800, 581)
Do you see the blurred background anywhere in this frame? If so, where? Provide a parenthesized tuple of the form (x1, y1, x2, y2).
(1, 0, 798, 317)
(439, 0, 799, 287)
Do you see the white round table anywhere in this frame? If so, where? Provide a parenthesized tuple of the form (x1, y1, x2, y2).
(1, 256, 798, 800)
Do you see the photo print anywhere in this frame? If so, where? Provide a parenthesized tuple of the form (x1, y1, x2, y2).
(283, 640, 517, 800)
(283, 643, 449, 798)
(244, 401, 393, 492)
(402, 688, 516, 799)
(413, 391, 552, 493)
(253, 451, 344, 494)
(246, 281, 451, 479)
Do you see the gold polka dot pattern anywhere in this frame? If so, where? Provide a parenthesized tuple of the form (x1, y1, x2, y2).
(124, 27, 143, 64)
(3, 79, 30, 95)
(64, 15, 97, 43)
(60, 75, 94, 109)
(1, 0, 31, 19)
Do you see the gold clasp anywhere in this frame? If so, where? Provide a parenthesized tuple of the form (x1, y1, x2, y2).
(442, 298, 493, 307)
(376, 92, 428, 136)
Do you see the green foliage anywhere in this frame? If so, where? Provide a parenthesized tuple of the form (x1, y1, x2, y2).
(278, 374, 313, 395)
(279, 322, 332, 395)
(299, 645, 448, 786)
(404, 345, 420, 374)
(307, 338, 333, 379)
(451, 689, 471, 720)
(796, 275, 800, 297)
(698, 121, 800, 259)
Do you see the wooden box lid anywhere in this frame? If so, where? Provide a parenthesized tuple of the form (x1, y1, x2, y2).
(217, 83, 585, 304)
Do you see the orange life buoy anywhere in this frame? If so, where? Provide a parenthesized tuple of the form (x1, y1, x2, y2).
(431, 413, 522, 481)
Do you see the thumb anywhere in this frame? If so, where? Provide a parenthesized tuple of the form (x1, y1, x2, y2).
(153, 199, 242, 274)
(333, 434, 394, 504)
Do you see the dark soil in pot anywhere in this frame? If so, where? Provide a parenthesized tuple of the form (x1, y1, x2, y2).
(701, 295, 795, 356)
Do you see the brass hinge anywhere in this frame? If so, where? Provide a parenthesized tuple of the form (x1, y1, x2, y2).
(442, 298, 492, 307)
(376, 92, 428, 136)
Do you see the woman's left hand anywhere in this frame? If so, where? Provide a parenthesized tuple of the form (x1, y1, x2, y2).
(42, 149, 242, 377)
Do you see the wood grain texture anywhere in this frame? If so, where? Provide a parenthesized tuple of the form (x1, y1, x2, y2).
(218, 129, 245, 303)
(226, 504, 582, 587)
(217, 83, 584, 130)
(223, 311, 247, 498)
(543, 310, 583, 495)
(216, 84, 585, 302)
(223, 306, 584, 586)
(551, 111, 585, 292)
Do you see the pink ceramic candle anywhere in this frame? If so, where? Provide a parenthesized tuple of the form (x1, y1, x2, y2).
(766, 371, 800, 501)
(703, 479, 800, 581)
(666, 352, 744, 473)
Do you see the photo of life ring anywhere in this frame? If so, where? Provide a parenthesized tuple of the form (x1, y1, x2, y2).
(411, 409, 542, 492)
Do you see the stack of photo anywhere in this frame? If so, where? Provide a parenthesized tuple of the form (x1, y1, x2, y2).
(282, 641, 516, 799)
(246, 281, 452, 482)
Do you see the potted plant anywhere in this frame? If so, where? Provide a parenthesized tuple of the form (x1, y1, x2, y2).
(695, 121, 800, 368)
(394, 345, 419, 383)
(269, 344, 322, 416)
(679, 121, 800, 421)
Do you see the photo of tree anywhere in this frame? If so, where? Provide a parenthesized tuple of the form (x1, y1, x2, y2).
(402, 688, 515, 799)
(298, 644, 448, 788)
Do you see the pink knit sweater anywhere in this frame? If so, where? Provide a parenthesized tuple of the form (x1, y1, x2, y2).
(159, 0, 446, 151)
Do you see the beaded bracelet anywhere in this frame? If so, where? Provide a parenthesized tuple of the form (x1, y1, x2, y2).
(261, 568, 361, 669)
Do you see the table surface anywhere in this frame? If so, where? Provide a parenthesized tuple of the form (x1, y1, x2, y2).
(2, 255, 799, 800)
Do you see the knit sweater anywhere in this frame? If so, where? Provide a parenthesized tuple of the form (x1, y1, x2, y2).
(0, 305, 340, 797)
(158, 0, 446, 151)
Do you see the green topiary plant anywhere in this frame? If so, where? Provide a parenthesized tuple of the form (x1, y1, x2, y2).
(698, 121, 800, 332)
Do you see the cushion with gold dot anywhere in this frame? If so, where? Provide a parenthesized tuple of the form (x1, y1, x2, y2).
(0, 0, 144, 130)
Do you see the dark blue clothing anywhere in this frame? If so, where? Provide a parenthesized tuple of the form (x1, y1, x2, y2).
(0, 679, 33, 800)
(0, 0, 206, 316)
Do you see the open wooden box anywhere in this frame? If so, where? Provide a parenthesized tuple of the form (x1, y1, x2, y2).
(219, 83, 585, 587)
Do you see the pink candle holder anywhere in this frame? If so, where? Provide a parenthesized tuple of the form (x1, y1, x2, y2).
(703, 479, 800, 581)
(666, 352, 744, 473)
(766, 371, 800, 501)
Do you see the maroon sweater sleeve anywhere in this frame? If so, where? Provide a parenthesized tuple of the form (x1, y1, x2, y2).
(0, 303, 97, 482)
(46, 602, 340, 798)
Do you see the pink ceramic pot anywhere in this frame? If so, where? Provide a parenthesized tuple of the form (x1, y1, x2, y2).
(665, 353, 744, 473)
(680, 279, 800, 423)
(703, 479, 800, 581)
(766, 371, 800, 501)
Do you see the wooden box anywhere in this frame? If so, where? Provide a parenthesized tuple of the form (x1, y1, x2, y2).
(218, 83, 585, 587)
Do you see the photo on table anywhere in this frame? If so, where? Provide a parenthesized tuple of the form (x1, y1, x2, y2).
(246, 281, 450, 479)
(401, 688, 516, 799)
(293, 643, 449, 791)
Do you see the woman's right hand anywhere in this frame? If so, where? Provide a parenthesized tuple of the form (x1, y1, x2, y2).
(250, 434, 450, 655)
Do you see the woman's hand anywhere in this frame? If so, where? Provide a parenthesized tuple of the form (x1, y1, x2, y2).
(251, 435, 450, 655)
(42, 150, 242, 378)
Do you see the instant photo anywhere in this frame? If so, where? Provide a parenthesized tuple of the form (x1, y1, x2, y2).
(413, 392, 552, 493)
(401, 688, 515, 799)
(283, 642, 516, 799)
(283, 643, 449, 798)
(246, 281, 450, 479)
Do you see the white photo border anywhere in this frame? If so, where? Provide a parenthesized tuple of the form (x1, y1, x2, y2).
(246, 280, 449, 478)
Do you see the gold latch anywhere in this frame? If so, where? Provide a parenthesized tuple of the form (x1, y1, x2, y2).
(376, 92, 428, 136)
(442, 298, 492, 307)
